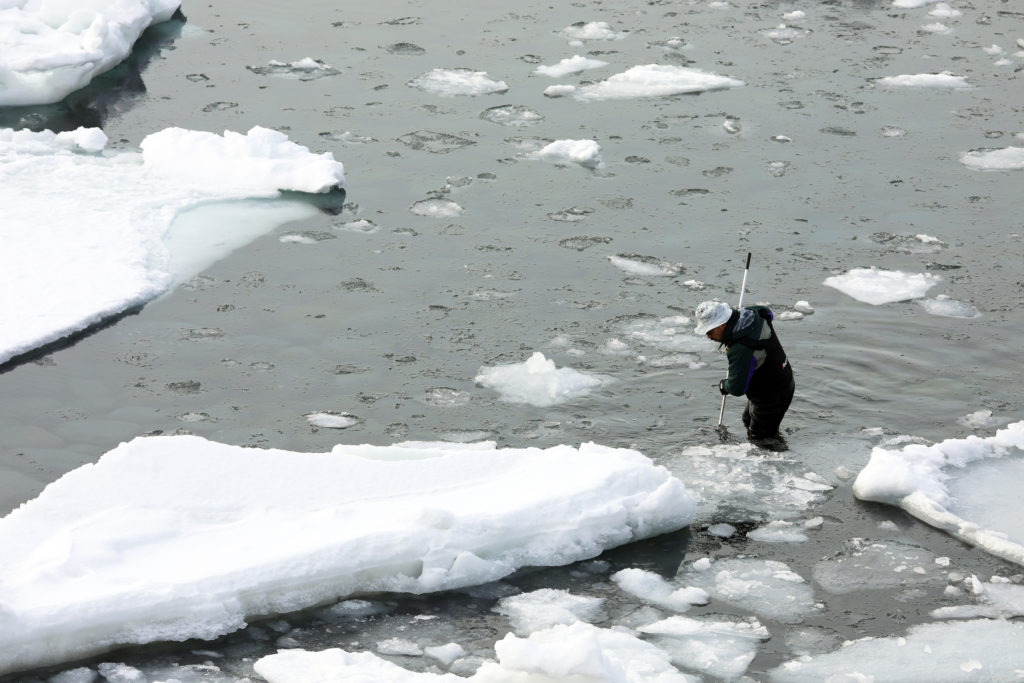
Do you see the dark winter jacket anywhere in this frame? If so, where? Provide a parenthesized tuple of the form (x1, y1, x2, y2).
(721, 306, 793, 398)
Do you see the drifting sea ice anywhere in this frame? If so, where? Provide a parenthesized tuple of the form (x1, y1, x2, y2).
(768, 619, 1024, 682)
(254, 622, 698, 683)
(407, 68, 508, 96)
(676, 557, 821, 624)
(533, 55, 609, 78)
(0, 0, 181, 106)
(0, 126, 345, 366)
(812, 539, 945, 594)
(529, 138, 603, 168)
(916, 295, 981, 318)
(611, 568, 710, 612)
(822, 266, 940, 305)
(637, 615, 769, 680)
(494, 588, 605, 635)
(853, 420, 1024, 567)
(545, 64, 744, 101)
(959, 146, 1024, 170)
(0, 435, 694, 675)
(876, 72, 971, 88)
(475, 352, 613, 407)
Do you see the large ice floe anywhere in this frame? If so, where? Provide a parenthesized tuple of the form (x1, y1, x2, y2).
(0, 0, 181, 106)
(0, 126, 345, 366)
(960, 146, 1024, 171)
(0, 435, 694, 675)
(853, 421, 1024, 566)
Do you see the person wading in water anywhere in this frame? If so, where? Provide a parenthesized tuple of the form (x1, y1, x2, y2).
(694, 300, 795, 449)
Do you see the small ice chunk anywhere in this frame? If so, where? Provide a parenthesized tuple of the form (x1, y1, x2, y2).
(960, 146, 1024, 171)
(958, 410, 995, 429)
(747, 520, 809, 543)
(475, 352, 612, 407)
(407, 69, 508, 96)
(424, 643, 465, 666)
(707, 523, 737, 538)
(559, 21, 627, 42)
(410, 198, 464, 217)
(376, 638, 423, 656)
(531, 139, 603, 169)
(534, 55, 609, 77)
(877, 72, 969, 88)
(305, 412, 360, 429)
(612, 568, 709, 612)
(917, 295, 981, 318)
(495, 588, 604, 634)
(678, 557, 819, 623)
(556, 64, 744, 101)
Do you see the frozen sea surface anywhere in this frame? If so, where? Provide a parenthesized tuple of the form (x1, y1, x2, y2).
(1, 0, 1024, 680)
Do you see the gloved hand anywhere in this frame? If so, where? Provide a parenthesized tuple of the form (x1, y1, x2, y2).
(718, 379, 728, 395)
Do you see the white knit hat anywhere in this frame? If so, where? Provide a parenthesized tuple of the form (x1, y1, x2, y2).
(694, 301, 732, 334)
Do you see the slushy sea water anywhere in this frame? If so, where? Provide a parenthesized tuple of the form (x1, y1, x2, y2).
(1, 0, 1023, 679)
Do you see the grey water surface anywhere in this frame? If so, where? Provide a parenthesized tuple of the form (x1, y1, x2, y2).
(2, 0, 1023, 679)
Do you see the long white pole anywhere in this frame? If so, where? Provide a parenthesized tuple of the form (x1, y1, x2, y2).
(717, 252, 752, 428)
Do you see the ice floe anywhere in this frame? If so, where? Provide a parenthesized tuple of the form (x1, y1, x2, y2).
(0, 435, 693, 674)
(544, 64, 744, 101)
(853, 421, 1024, 567)
(677, 557, 821, 624)
(823, 266, 940, 305)
(769, 619, 1024, 681)
(876, 72, 970, 88)
(530, 138, 603, 169)
(534, 55, 609, 78)
(0, 0, 181, 106)
(0, 126, 344, 366)
(475, 352, 613, 406)
(960, 146, 1024, 170)
(407, 68, 508, 96)
(638, 615, 769, 680)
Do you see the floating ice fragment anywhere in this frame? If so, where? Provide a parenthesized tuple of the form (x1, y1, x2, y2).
(305, 411, 360, 429)
(707, 523, 737, 537)
(823, 267, 940, 305)
(769, 620, 1024, 682)
(608, 254, 683, 277)
(495, 588, 604, 634)
(410, 198, 464, 217)
(783, 10, 806, 21)
(407, 68, 508, 96)
(558, 21, 628, 42)
(638, 615, 768, 680)
(814, 539, 943, 594)
(747, 520, 809, 543)
(0, 0, 182, 106)
(246, 58, 340, 80)
(762, 24, 807, 44)
(917, 295, 981, 318)
(891, 0, 941, 7)
(877, 72, 969, 88)
(475, 352, 612, 407)
(376, 638, 422, 656)
(534, 55, 609, 77)
(919, 22, 953, 34)
(424, 643, 465, 666)
(530, 139, 603, 169)
(929, 2, 962, 18)
(678, 557, 820, 623)
(960, 146, 1024, 171)
(853, 421, 1024, 567)
(553, 64, 744, 101)
(479, 104, 544, 127)
(958, 410, 995, 429)
(612, 568, 709, 612)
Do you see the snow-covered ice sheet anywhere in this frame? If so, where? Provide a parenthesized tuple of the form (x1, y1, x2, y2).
(853, 421, 1024, 566)
(0, 435, 694, 675)
(0, 0, 181, 106)
(0, 126, 345, 366)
